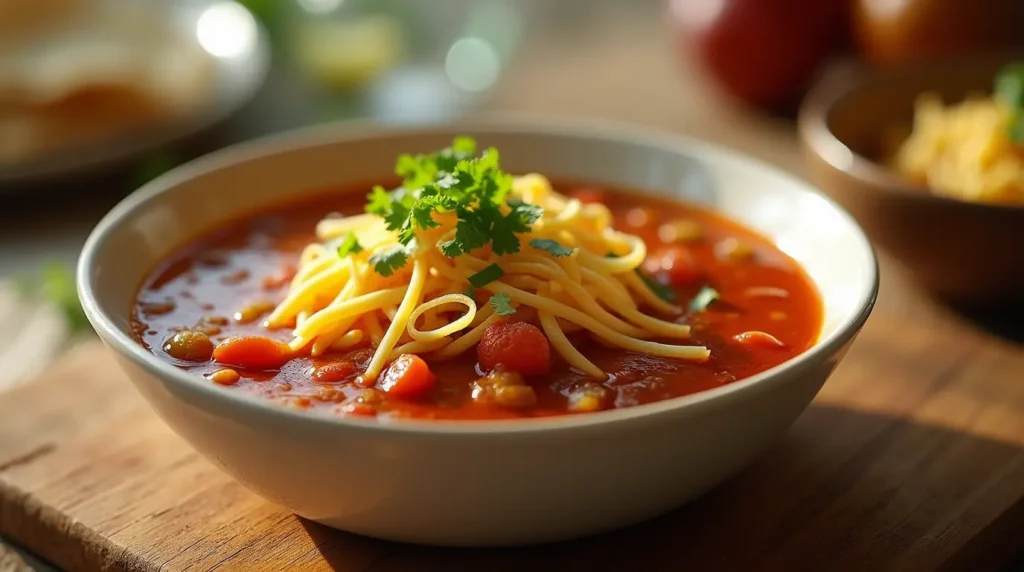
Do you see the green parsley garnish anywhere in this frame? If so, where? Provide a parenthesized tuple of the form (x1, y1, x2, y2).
(363, 137, 542, 276)
(637, 270, 677, 303)
(335, 233, 363, 258)
(368, 242, 415, 277)
(529, 238, 574, 257)
(469, 263, 505, 289)
(995, 64, 1024, 144)
(688, 286, 720, 313)
(489, 292, 516, 316)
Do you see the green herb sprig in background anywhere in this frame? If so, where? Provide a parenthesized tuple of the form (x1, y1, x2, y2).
(995, 64, 1024, 144)
(16, 263, 89, 334)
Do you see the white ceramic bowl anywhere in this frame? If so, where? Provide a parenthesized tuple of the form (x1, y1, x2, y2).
(77, 119, 878, 547)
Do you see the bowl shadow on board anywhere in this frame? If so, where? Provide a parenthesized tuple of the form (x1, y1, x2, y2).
(295, 404, 1023, 570)
(945, 299, 1024, 346)
(799, 55, 1024, 304)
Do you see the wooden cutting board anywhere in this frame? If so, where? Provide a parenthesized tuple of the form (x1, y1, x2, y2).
(1, 312, 1023, 572)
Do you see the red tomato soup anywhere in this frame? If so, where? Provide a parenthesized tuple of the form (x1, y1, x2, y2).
(132, 183, 823, 420)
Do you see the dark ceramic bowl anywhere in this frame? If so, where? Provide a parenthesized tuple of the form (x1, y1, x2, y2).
(798, 55, 1024, 303)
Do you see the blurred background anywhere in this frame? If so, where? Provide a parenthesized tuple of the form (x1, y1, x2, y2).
(1, 0, 1023, 385)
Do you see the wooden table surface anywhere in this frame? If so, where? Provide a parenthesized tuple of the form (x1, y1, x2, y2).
(3, 311, 1024, 571)
(1, 5, 1022, 571)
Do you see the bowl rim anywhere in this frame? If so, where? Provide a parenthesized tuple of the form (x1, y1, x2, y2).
(78, 115, 879, 436)
(798, 59, 1024, 213)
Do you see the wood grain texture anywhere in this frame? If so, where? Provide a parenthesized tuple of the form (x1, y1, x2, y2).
(0, 311, 1022, 572)
(0, 543, 33, 572)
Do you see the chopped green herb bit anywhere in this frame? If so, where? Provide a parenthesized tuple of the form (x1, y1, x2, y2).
(368, 242, 414, 277)
(529, 238, 574, 257)
(637, 270, 677, 303)
(335, 233, 363, 258)
(489, 292, 516, 316)
(469, 263, 505, 289)
(464, 285, 476, 299)
(363, 137, 542, 274)
(688, 286, 720, 313)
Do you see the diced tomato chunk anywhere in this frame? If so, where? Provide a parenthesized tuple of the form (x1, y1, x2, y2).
(379, 354, 436, 399)
(213, 335, 292, 370)
(478, 321, 551, 375)
(312, 360, 358, 383)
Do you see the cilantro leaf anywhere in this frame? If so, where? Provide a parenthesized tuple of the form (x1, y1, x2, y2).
(440, 205, 491, 257)
(335, 233, 363, 258)
(529, 238, 573, 257)
(395, 138, 478, 190)
(409, 202, 440, 232)
(489, 292, 516, 316)
(437, 138, 477, 173)
(469, 264, 505, 288)
(451, 136, 477, 157)
(506, 198, 543, 226)
(487, 217, 521, 256)
(396, 154, 432, 189)
(688, 286, 720, 313)
(491, 199, 542, 256)
(366, 185, 414, 233)
(637, 269, 677, 303)
(363, 137, 546, 275)
(369, 243, 413, 277)
(366, 185, 393, 216)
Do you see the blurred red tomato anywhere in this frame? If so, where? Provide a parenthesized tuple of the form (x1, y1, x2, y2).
(669, 0, 848, 109)
(853, 0, 1024, 66)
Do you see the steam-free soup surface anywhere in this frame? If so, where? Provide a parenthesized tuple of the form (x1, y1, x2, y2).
(133, 182, 822, 420)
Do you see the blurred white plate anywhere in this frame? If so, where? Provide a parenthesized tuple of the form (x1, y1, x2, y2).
(0, 0, 270, 189)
